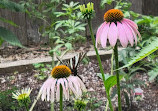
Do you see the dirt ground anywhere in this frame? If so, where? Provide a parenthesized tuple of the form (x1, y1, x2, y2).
(0, 46, 158, 111)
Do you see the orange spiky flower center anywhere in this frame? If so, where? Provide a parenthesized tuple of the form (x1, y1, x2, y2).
(51, 65, 71, 78)
(104, 9, 124, 23)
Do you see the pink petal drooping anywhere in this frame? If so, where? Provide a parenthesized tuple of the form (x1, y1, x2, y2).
(108, 23, 118, 47)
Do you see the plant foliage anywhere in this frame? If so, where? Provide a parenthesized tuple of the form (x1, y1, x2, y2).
(97, 73, 124, 94)
(0, 0, 23, 47)
(119, 38, 158, 69)
(0, 0, 24, 12)
(148, 66, 158, 82)
(0, 87, 19, 111)
(0, 27, 22, 47)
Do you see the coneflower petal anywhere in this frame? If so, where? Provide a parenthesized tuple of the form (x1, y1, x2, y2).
(124, 21, 137, 45)
(122, 21, 134, 46)
(68, 78, 78, 97)
(60, 79, 67, 99)
(46, 86, 51, 101)
(41, 87, 46, 101)
(124, 19, 141, 38)
(72, 77, 82, 96)
(100, 22, 110, 48)
(96, 22, 106, 46)
(56, 80, 60, 101)
(63, 78, 69, 99)
(50, 79, 56, 102)
(108, 23, 118, 47)
(117, 22, 128, 47)
(76, 77, 87, 91)
(124, 18, 138, 29)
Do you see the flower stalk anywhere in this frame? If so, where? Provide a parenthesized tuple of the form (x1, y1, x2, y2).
(51, 102, 54, 111)
(23, 100, 29, 111)
(114, 43, 122, 111)
(87, 18, 113, 111)
(60, 84, 63, 111)
(105, 51, 114, 111)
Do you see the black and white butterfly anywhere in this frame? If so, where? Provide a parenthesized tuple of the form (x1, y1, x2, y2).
(57, 52, 87, 79)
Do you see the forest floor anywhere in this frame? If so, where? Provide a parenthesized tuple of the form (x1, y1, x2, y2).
(0, 46, 158, 111)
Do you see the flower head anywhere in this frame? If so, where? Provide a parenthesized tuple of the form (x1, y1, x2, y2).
(51, 65, 71, 78)
(39, 65, 87, 102)
(12, 88, 32, 100)
(96, 9, 141, 48)
(80, 2, 94, 19)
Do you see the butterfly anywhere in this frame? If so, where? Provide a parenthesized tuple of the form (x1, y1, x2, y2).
(56, 52, 87, 79)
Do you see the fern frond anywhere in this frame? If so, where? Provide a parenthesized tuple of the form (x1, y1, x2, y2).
(118, 37, 158, 69)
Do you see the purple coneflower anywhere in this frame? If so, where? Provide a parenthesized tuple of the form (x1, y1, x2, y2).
(96, 9, 141, 48)
(39, 65, 86, 102)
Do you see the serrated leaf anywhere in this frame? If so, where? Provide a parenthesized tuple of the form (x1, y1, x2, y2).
(118, 38, 158, 70)
(0, 27, 23, 47)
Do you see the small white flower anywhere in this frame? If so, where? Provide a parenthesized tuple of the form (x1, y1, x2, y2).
(12, 87, 32, 100)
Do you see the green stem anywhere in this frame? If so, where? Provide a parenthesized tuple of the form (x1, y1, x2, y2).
(87, 18, 113, 111)
(51, 102, 54, 111)
(111, 51, 114, 76)
(29, 91, 41, 111)
(114, 44, 122, 111)
(24, 102, 29, 111)
(60, 84, 63, 111)
(105, 51, 114, 111)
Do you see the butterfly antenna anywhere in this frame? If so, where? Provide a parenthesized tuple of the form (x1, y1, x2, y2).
(56, 56, 65, 65)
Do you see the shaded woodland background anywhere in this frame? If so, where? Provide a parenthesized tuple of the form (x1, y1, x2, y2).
(0, 0, 157, 45)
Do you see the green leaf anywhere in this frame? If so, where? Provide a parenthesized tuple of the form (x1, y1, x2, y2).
(97, 73, 111, 80)
(65, 42, 72, 50)
(55, 21, 64, 30)
(33, 63, 44, 69)
(148, 67, 158, 81)
(118, 38, 158, 70)
(49, 44, 64, 55)
(105, 75, 124, 94)
(0, 17, 18, 27)
(0, 27, 23, 47)
(55, 39, 65, 44)
(100, 0, 114, 7)
(97, 73, 124, 94)
(0, 37, 4, 46)
(0, 0, 24, 12)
